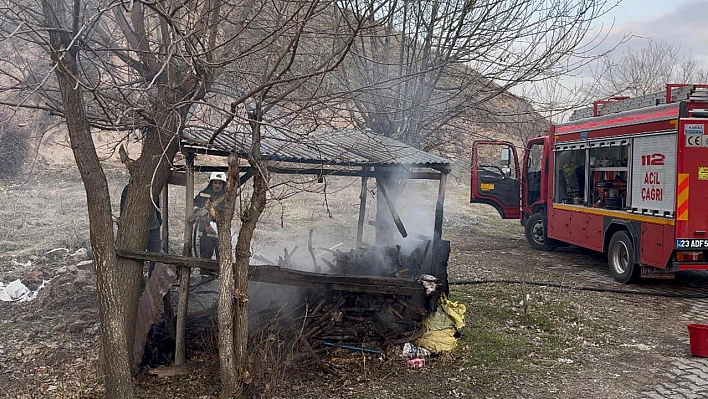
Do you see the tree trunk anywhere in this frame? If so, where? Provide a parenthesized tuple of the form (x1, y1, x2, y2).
(117, 99, 183, 369)
(234, 111, 269, 384)
(212, 154, 241, 397)
(46, 31, 135, 399)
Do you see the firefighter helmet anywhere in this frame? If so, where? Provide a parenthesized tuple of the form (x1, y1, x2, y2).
(209, 172, 227, 183)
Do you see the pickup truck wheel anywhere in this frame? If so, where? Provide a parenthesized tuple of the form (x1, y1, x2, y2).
(524, 213, 553, 251)
(607, 231, 639, 284)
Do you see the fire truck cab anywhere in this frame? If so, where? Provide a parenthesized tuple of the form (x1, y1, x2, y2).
(471, 84, 708, 283)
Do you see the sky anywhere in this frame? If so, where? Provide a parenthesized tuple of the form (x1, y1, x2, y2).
(515, 0, 708, 121)
(598, 0, 708, 66)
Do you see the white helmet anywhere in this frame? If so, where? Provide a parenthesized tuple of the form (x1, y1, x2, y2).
(209, 172, 227, 183)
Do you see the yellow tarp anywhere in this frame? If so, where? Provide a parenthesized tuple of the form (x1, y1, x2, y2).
(415, 295, 466, 353)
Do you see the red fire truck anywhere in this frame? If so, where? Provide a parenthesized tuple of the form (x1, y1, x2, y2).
(471, 84, 708, 283)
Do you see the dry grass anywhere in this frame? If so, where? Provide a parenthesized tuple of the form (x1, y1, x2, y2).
(0, 162, 693, 399)
(0, 168, 92, 258)
(0, 167, 134, 259)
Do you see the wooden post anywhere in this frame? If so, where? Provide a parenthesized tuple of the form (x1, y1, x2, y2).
(356, 167, 369, 247)
(431, 172, 447, 277)
(161, 183, 169, 254)
(176, 153, 194, 366)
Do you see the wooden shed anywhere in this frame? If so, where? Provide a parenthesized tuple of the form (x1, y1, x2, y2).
(120, 126, 452, 366)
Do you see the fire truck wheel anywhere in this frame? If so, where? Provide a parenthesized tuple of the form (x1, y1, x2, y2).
(607, 231, 639, 284)
(524, 213, 552, 251)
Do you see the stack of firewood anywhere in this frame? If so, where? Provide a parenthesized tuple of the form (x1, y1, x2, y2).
(296, 289, 428, 357)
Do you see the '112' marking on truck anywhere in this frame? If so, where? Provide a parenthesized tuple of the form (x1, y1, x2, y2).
(641, 153, 665, 166)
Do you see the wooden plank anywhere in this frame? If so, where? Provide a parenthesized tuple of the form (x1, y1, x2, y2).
(357, 167, 369, 246)
(176, 153, 194, 366)
(161, 184, 169, 253)
(118, 249, 218, 269)
(116, 249, 423, 296)
(248, 265, 423, 296)
(432, 172, 448, 277)
(377, 178, 407, 238)
(133, 263, 177, 370)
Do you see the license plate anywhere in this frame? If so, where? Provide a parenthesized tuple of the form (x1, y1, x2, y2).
(677, 239, 708, 249)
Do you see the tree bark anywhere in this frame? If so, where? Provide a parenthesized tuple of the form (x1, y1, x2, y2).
(43, 8, 135, 397)
(117, 91, 184, 369)
(234, 110, 269, 384)
(211, 153, 241, 397)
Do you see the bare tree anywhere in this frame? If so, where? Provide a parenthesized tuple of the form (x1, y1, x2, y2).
(328, 0, 618, 151)
(187, 2, 379, 395)
(591, 38, 708, 98)
(0, 0, 378, 397)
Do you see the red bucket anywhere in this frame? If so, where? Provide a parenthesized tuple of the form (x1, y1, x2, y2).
(687, 324, 708, 357)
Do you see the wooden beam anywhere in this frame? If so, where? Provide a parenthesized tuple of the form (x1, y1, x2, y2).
(249, 265, 423, 296)
(161, 184, 169, 253)
(116, 249, 423, 296)
(377, 179, 407, 238)
(268, 167, 442, 180)
(357, 167, 369, 246)
(117, 249, 218, 269)
(176, 154, 194, 366)
(188, 165, 442, 180)
(184, 167, 255, 187)
(238, 169, 255, 186)
(432, 172, 448, 277)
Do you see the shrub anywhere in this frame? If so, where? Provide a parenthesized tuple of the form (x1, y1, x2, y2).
(0, 123, 29, 178)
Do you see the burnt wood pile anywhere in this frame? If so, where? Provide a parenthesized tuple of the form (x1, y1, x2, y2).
(296, 289, 429, 354)
(285, 243, 443, 358)
(127, 239, 448, 365)
(328, 241, 431, 279)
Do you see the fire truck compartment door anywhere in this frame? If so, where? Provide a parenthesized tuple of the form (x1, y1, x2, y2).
(676, 118, 708, 241)
(470, 141, 521, 219)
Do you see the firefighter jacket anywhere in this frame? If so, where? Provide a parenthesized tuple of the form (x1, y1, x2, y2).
(194, 187, 219, 238)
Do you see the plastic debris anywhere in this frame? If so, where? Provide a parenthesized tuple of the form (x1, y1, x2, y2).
(415, 295, 467, 353)
(0, 279, 50, 302)
(419, 274, 438, 295)
(406, 358, 425, 368)
(0, 283, 9, 302)
(2, 280, 30, 301)
(402, 342, 431, 359)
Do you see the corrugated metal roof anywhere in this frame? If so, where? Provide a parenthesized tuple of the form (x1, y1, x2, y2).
(181, 125, 451, 171)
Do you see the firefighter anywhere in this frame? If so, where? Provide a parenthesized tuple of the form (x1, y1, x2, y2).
(194, 172, 227, 261)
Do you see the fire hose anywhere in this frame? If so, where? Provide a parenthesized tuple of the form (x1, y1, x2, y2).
(449, 279, 708, 299)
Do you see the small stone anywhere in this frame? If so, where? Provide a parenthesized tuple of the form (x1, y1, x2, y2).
(75, 260, 93, 271)
(69, 248, 88, 261)
(45, 248, 70, 262)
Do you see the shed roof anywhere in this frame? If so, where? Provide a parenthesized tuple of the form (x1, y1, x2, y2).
(181, 126, 451, 172)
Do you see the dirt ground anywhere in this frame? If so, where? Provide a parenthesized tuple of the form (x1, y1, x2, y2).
(0, 166, 701, 398)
